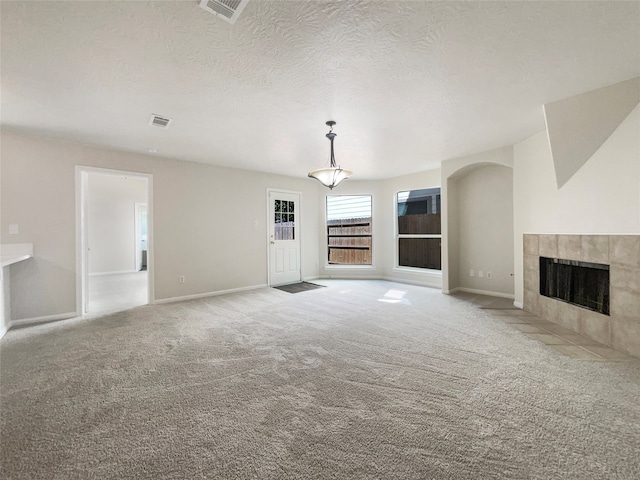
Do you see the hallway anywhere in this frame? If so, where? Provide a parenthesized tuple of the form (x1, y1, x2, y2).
(88, 271, 147, 313)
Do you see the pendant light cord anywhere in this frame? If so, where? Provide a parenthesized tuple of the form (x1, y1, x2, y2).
(326, 126, 337, 169)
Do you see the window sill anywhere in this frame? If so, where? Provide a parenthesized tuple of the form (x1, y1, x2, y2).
(324, 265, 376, 269)
(393, 266, 442, 275)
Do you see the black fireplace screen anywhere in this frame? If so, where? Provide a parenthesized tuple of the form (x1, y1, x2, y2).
(539, 257, 610, 315)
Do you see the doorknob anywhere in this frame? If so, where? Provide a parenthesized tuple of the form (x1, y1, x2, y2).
(270, 241, 275, 244)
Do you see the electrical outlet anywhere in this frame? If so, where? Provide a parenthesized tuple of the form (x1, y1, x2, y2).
(179, 276, 185, 284)
(478, 270, 484, 278)
(487, 271, 492, 279)
(470, 269, 475, 277)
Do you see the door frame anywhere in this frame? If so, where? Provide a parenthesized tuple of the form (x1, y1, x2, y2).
(134, 202, 148, 271)
(266, 188, 302, 286)
(75, 166, 154, 315)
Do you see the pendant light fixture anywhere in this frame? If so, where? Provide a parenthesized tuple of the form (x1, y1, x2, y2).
(308, 121, 353, 189)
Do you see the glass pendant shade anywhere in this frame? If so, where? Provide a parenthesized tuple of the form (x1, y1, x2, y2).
(308, 166, 353, 189)
(308, 121, 352, 189)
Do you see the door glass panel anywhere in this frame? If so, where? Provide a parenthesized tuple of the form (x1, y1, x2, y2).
(282, 213, 294, 240)
(273, 197, 296, 240)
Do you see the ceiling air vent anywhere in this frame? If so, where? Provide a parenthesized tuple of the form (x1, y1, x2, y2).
(199, 0, 249, 25)
(149, 114, 172, 129)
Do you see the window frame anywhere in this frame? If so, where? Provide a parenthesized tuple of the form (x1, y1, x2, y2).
(395, 188, 442, 272)
(325, 194, 374, 268)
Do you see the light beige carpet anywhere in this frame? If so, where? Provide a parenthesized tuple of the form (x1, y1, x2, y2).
(1, 280, 639, 479)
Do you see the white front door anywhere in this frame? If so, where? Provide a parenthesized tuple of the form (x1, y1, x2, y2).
(268, 190, 301, 286)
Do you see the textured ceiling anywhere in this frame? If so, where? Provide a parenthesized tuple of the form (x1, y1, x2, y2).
(2, 1, 639, 180)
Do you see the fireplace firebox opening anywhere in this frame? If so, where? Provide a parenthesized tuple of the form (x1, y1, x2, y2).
(539, 257, 610, 315)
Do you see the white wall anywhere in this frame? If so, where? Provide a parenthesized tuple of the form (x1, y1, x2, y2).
(88, 174, 147, 274)
(451, 164, 514, 296)
(441, 146, 514, 294)
(7, 92, 635, 321)
(513, 103, 640, 305)
(0, 131, 320, 321)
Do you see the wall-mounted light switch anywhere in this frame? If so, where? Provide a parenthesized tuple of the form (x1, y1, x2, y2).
(478, 270, 484, 278)
(9, 224, 19, 235)
(253, 220, 258, 228)
(469, 269, 475, 277)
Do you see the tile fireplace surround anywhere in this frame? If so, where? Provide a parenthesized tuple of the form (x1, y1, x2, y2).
(523, 234, 640, 359)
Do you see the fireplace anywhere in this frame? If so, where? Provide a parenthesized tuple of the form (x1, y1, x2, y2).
(522, 234, 640, 359)
(539, 257, 609, 315)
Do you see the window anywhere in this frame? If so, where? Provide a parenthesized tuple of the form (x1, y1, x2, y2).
(274, 199, 295, 240)
(396, 188, 441, 270)
(326, 195, 372, 265)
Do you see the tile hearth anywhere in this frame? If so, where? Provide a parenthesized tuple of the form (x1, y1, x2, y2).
(484, 308, 633, 361)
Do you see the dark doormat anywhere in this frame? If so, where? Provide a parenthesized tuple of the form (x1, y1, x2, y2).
(273, 282, 326, 294)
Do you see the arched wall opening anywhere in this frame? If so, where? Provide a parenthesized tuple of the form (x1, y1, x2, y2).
(445, 161, 515, 299)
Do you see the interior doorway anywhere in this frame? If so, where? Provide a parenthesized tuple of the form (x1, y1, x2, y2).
(76, 167, 154, 315)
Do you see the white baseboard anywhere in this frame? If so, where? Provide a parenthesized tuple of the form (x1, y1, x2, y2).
(0, 325, 8, 339)
(449, 287, 515, 300)
(513, 301, 524, 309)
(154, 284, 268, 305)
(10, 311, 78, 328)
(318, 274, 442, 289)
(303, 275, 320, 282)
(89, 270, 140, 277)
